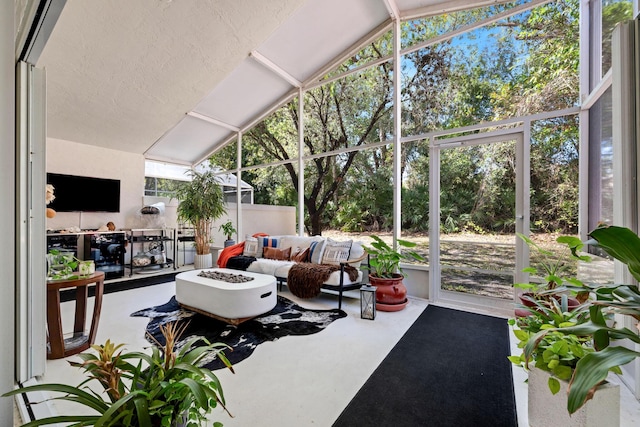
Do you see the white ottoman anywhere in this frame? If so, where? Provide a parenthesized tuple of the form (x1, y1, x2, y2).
(176, 268, 277, 325)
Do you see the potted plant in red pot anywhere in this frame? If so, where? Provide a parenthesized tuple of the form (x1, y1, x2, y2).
(363, 235, 425, 312)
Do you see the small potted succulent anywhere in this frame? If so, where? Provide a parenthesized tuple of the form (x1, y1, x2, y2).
(363, 235, 425, 312)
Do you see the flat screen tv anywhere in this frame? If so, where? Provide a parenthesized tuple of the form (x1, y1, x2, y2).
(47, 173, 121, 213)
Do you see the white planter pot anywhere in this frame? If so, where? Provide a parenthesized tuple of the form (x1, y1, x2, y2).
(194, 253, 212, 269)
(528, 367, 620, 427)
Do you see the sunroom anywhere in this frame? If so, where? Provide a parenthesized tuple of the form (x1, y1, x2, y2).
(3, 0, 640, 425)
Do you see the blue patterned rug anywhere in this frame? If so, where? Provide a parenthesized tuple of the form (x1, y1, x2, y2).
(131, 295, 346, 370)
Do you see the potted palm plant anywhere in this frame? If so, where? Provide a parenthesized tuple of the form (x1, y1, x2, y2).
(174, 170, 226, 269)
(363, 235, 425, 312)
(3, 322, 234, 426)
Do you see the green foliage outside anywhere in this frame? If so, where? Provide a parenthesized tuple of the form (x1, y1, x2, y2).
(208, 1, 630, 237)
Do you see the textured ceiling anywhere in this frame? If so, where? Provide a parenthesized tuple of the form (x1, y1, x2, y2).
(37, 0, 306, 155)
(38, 0, 507, 165)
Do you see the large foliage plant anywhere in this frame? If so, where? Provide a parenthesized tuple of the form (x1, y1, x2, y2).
(3, 322, 234, 426)
(558, 225, 640, 414)
(363, 235, 425, 278)
(174, 170, 226, 255)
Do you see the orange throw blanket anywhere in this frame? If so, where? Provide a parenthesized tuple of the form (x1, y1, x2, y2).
(217, 242, 244, 268)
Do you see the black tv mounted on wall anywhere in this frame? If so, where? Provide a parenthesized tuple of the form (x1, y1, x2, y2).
(47, 173, 121, 213)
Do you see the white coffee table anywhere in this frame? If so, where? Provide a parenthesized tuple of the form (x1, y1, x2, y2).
(175, 268, 277, 325)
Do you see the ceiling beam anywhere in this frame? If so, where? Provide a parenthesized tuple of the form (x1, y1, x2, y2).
(382, 0, 400, 21)
(402, 0, 551, 56)
(250, 50, 302, 88)
(401, 0, 513, 20)
(187, 111, 240, 132)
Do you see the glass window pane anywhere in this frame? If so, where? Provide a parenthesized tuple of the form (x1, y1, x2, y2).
(305, 62, 393, 155)
(588, 87, 613, 229)
(530, 115, 580, 234)
(401, 138, 429, 265)
(209, 138, 238, 172)
(304, 148, 393, 236)
(601, 0, 633, 76)
(402, 1, 579, 138)
(242, 102, 299, 168)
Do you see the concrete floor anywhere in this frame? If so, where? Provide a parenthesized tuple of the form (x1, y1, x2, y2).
(13, 276, 640, 426)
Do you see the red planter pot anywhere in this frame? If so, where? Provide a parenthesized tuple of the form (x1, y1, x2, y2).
(368, 274, 409, 312)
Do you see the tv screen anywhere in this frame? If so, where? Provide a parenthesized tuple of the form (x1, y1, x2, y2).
(47, 173, 121, 213)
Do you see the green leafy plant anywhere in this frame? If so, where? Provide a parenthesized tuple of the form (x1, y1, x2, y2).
(47, 250, 96, 280)
(218, 220, 236, 241)
(47, 249, 80, 280)
(174, 170, 227, 255)
(363, 235, 425, 278)
(508, 296, 595, 395)
(3, 322, 234, 426)
(514, 232, 591, 300)
(556, 225, 640, 414)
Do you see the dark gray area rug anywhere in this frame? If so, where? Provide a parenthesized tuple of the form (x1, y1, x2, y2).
(131, 295, 346, 370)
(333, 305, 517, 427)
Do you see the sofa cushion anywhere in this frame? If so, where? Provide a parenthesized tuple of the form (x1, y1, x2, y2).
(322, 239, 352, 265)
(246, 258, 363, 286)
(263, 246, 291, 260)
(291, 247, 310, 262)
(308, 240, 326, 264)
(347, 241, 366, 267)
(246, 258, 295, 278)
(242, 236, 259, 257)
(257, 236, 280, 258)
(279, 235, 322, 251)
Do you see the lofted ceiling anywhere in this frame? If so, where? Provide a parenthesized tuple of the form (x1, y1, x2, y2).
(38, 0, 508, 166)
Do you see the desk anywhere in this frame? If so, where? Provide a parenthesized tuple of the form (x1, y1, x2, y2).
(46, 271, 105, 359)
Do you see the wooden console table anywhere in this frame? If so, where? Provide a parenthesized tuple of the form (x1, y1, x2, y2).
(46, 271, 105, 359)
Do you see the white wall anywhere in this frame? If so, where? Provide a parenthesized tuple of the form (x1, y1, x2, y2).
(46, 138, 145, 231)
(141, 197, 297, 244)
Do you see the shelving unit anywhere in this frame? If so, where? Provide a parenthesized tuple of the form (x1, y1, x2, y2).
(126, 228, 176, 276)
(176, 224, 195, 266)
(47, 231, 126, 280)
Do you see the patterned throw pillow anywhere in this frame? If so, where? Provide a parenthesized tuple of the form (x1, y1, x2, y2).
(256, 236, 279, 258)
(308, 240, 326, 264)
(321, 239, 352, 265)
(243, 236, 259, 257)
(263, 246, 291, 260)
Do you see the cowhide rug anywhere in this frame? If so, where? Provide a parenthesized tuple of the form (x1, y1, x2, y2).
(131, 295, 347, 370)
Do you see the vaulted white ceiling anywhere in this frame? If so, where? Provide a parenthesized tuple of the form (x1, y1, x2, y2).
(38, 0, 507, 166)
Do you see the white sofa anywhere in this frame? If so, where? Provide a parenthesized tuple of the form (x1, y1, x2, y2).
(223, 235, 368, 309)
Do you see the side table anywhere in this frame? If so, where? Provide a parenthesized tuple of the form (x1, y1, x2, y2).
(46, 271, 105, 359)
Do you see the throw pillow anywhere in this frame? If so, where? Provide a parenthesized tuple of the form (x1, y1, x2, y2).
(257, 236, 279, 258)
(291, 247, 310, 262)
(243, 236, 259, 257)
(308, 240, 326, 264)
(263, 246, 291, 260)
(322, 239, 352, 265)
